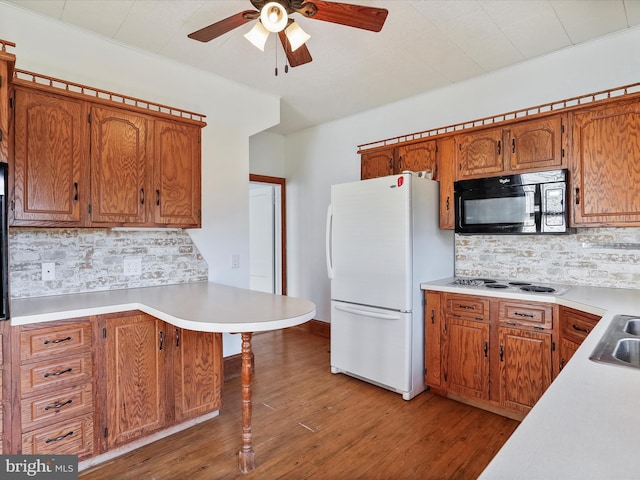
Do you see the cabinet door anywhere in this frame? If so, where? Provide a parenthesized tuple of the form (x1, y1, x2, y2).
(154, 120, 201, 227)
(424, 292, 442, 388)
(360, 148, 394, 179)
(13, 88, 89, 225)
(173, 328, 222, 422)
(105, 313, 166, 448)
(508, 115, 565, 172)
(498, 327, 552, 413)
(444, 317, 490, 400)
(90, 106, 151, 225)
(455, 127, 504, 179)
(436, 136, 455, 230)
(570, 99, 640, 226)
(397, 140, 436, 174)
(559, 337, 579, 372)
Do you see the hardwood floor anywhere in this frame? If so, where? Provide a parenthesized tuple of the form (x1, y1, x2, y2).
(80, 329, 518, 479)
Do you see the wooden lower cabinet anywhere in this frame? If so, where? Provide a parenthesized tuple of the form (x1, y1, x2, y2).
(444, 317, 490, 400)
(498, 327, 552, 413)
(173, 327, 222, 422)
(425, 291, 561, 418)
(6, 312, 222, 461)
(103, 313, 167, 449)
(558, 306, 601, 370)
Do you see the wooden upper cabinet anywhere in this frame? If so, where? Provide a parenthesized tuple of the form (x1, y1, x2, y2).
(509, 115, 565, 172)
(361, 148, 394, 180)
(455, 115, 566, 180)
(570, 98, 640, 226)
(90, 106, 152, 225)
(154, 120, 201, 227)
(397, 140, 437, 175)
(455, 127, 504, 179)
(12, 88, 89, 225)
(436, 137, 455, 230)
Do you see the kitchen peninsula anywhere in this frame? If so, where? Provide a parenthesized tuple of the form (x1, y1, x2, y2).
(8, 282, 316, 473)
(422, 278, 640, 479)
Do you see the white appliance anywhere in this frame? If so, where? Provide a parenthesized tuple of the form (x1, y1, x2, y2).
(326, 173, 453, 400)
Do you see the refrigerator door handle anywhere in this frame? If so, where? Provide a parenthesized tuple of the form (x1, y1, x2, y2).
(335, 304, 401, 320)
(326, 204, 334, 279)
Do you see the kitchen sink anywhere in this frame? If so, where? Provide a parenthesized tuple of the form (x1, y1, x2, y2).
(590, 315, 640, 370)
(624, 319, 640, 336)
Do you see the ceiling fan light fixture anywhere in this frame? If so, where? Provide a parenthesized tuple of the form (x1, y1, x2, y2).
(244, 21, 270, 51)
(285, 21, 310, 52)
(260, 2, 288, 33)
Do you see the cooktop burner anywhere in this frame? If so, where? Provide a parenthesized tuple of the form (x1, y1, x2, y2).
(519, 285, 556, 293)
(448, 278, 569, 295)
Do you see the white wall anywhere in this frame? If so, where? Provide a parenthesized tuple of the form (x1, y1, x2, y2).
(284, 26, 640, 323)
(0, 3, 281, 356)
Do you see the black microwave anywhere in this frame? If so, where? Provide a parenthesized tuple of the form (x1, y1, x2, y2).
(454, 169, 574, 235)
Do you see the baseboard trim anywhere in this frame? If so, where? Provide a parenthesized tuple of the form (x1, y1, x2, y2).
(292, 319, 330, 338)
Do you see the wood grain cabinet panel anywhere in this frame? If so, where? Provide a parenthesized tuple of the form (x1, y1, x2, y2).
(498, 327, 552, 413)
(455, 127, 505, 179)
(90, 106, 152, 225)
(397, 140, 437, 174)
(570, 98, 640, 226)
(424, 292, 442, 389)
(508, 116, 565, 172)
(173, 328, 222, 422)
(22, 414, 94, 459)
(20, 352, 93, 396)
(20, 322, 92, 362)
(360, 148, 394, 180)
(105, 313, 166, 449)
(558, 306, 601, 370)
(498, 301, 553, 330)
(12, 88, 89, 225)
(444, 317, 490, 400)
(154, 120, 201, 227)
(436, 137, 455, 230)
(21, 383, 93, 430)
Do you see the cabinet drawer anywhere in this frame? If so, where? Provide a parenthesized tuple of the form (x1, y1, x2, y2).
(499, 301, 553, 329)
(22, 414, 94, 459)
(21, 322, 92, 362)
(444, 294, 490, 321)
(560, 308, 600, 343)
(21, 352, 93, 396)
(22, 383, 93, 431)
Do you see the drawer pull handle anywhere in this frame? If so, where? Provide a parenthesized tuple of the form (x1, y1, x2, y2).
(430, 309, 435, 324)
(44, 399, 73, 411)
(572, 324, 590, 334)
(458, 304, 476, 310)
(483, 341, 488, 357)
(43, 336, 72, 345)
(45, 431, 74, 444)
(43, 368, 73, 378)
(514, 312, 534, 318)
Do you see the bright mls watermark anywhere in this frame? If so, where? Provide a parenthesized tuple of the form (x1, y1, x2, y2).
(1, 455, 78, 479)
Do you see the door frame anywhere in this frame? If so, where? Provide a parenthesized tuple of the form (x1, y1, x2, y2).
(249, 174, 287, 295)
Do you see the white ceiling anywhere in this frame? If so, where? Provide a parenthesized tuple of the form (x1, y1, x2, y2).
(4, 0, 640, 134)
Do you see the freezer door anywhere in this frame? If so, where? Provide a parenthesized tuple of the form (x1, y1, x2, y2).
(329, 175, 411, 311)
(330, 302, 412, 394)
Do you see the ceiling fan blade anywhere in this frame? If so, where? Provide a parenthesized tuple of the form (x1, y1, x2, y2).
(300, 1, 388, 32)
(278, 31, 313, 67)
(188, 10, 258, 42)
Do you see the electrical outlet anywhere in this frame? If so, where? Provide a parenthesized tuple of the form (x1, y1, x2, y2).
(232, 254, 240, 269)
(123, 257, 142, 276)
(42, 262, 56, 281)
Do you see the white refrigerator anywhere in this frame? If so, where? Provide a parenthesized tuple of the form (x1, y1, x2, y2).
(326, 173, 453, 400)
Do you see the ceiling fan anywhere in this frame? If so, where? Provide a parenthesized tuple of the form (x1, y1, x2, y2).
(187, 0, 389, 68)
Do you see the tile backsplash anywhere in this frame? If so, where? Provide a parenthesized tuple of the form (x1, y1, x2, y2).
(455, 227, 640, 289)
(9, 228, 208, 298)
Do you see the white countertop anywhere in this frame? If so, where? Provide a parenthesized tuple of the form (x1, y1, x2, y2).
(422, 278, 640, 480)
(10, 282, 316, 333)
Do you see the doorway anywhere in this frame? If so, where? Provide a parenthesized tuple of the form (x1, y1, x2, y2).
(249, 174, 286, 295)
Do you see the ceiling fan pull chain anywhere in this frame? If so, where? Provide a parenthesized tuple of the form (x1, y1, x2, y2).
(275, 34, 278, 76)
